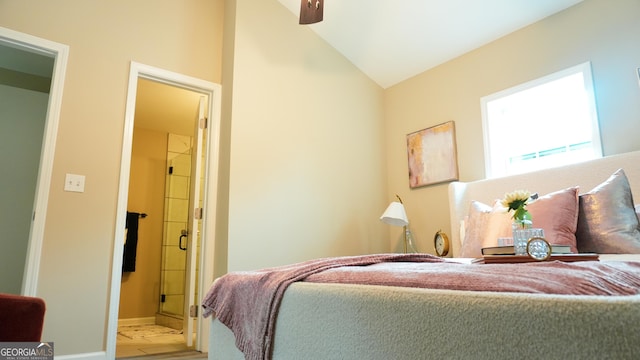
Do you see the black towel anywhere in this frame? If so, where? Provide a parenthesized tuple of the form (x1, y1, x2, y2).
(123, 211, 140, 272)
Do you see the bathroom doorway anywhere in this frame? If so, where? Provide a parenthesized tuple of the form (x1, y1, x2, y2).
(116, 79, 205, 357)
(107, 62, 221, 359)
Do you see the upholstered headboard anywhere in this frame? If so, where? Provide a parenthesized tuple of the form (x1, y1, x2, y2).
(448, 150, 640, 257)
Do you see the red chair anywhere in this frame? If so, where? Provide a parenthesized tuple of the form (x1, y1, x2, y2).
(0, 293, 46, 341)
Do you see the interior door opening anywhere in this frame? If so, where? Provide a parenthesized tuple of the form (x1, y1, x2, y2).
(115, 78, 208, 357)
(0, 27, 69, 296)
(107, 62, 220, 359)
(0, 43, 52, 295)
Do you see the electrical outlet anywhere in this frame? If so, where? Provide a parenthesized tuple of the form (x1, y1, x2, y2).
(64, 173, 85, 193)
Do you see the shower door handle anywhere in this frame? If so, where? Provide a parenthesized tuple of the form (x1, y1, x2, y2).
(179, 230, 188, 251)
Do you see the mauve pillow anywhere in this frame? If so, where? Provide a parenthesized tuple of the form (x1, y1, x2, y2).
(576, 169, 640, 253)
(527, 187, 580, 253)
(460, 187, 580, 257)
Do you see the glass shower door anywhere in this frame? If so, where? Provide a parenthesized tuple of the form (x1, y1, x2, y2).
(159, 134, 193, 319)
(157, 96, 207, 347)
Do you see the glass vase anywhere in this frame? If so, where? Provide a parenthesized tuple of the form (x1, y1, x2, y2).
(512, 223, 544, 256)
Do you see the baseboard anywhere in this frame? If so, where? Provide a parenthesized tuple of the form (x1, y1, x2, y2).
(117, 316, 156, 327)
(55, 351, 105, 360)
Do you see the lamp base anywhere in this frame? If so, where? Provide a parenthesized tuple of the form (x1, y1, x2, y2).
(403, 226, 418, 253)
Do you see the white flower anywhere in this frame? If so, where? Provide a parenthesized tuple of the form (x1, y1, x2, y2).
(501, 190, 532, 224)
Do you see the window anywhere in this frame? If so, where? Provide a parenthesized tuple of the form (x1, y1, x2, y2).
(481, 62, 602, 178)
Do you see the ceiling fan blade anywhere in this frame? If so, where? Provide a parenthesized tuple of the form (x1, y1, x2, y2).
(299, 0, 323, 25)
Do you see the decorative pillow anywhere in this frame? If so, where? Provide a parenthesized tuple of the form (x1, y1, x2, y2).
(460, 201, 510, 257)
(527, 187, 580, 252)
(460, 187, 580, 258)
(576, 169, 640, 253)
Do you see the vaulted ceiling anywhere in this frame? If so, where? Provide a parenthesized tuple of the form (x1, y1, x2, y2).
(277, 0, 583, 88)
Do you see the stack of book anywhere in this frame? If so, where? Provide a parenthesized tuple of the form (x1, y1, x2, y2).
(475, 245, 599, 264)
(481, 244, 571, 256)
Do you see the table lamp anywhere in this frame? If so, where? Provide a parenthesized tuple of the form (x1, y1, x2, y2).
(380, 195, 415, 253)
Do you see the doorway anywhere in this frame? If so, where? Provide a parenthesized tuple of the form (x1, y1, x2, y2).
(117, 79, 206, 357)
(107, 62, 221, 359)
(0, 27, 69, 296)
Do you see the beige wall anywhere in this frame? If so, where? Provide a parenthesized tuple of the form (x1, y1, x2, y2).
(384, 0, 640, 254)
(0, 0, 223, 355)
(118, 127, 166, 319)
(223, 0, 388, 272)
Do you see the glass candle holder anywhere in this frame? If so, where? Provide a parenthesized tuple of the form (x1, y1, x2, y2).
(512, 225, 544, 256)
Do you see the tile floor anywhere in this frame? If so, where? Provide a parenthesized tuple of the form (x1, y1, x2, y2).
(116, 324, 194, 358)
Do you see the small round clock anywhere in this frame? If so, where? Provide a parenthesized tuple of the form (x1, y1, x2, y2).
(526, 236, 551, 261)
(434, 230, 450, 257)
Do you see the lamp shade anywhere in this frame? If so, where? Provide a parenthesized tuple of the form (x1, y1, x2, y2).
(379, 201, 409, 227)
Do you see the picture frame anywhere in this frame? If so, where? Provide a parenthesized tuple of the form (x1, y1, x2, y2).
(406, 121, 459, 188)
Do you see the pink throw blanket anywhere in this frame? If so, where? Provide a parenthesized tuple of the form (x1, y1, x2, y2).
(202, 254, 640, 360)
(304, 259, 640, 295)
(201, 253, 443, 360)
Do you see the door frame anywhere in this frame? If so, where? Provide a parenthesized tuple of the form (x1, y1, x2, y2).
(0, 26, 69, 295)
(106, 62, 221, 357)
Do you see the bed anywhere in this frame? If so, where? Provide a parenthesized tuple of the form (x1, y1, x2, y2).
(206, 150, 640, 360)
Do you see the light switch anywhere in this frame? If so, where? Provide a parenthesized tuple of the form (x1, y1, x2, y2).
(64, 173, 85, 193)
